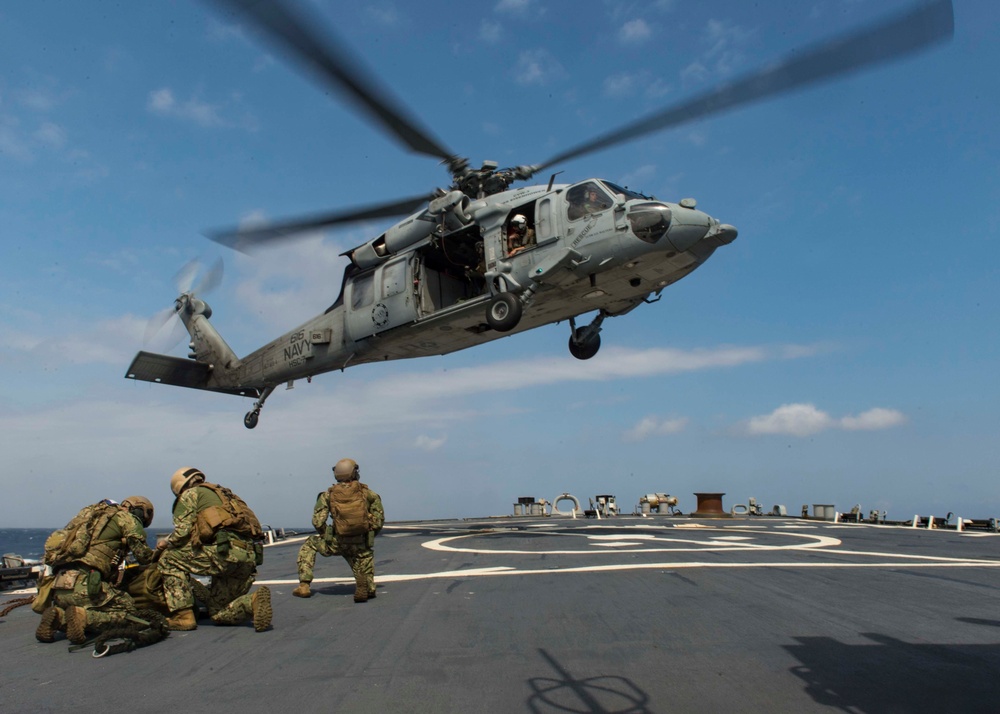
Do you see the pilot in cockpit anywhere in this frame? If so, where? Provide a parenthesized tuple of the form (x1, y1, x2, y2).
(567, 183, 610, 220)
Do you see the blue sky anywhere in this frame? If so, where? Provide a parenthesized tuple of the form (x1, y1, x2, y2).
(1, 0, 997, 529)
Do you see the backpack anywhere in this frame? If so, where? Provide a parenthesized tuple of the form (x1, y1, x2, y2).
(43, 501, 119, 567)
(195, 482, 264, 542)
(328, 481, 370, 537)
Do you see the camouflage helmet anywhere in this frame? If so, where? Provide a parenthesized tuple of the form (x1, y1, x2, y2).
(121, 496, 154, 527)
(171, 466, 206, 496)
(333, 458, 359, 482)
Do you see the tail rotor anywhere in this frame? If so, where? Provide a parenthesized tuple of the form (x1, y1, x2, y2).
(143, 258, 224, 351)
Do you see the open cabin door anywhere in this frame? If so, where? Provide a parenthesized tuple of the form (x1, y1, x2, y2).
(414, 224, 489, 318)
(534, 194, 557, 244)
(345, 255, 418, 341)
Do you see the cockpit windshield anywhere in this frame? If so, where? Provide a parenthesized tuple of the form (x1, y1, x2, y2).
(566, 181, 613, 221)
(600, 181, 650, 200)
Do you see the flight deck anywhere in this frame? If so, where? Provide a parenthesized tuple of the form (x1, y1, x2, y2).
(3, 515, 1000, 713)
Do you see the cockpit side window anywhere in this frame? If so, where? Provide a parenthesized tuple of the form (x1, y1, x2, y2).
(566, 181, 612, 221)
(601, 180, 649, 201)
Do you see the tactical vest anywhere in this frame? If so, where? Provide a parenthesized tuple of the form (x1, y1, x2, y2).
(78, 515, 131, 579)
(192, 482, 264, 545)
(44, 502, 124, 577)
(328, 481, 370, 537)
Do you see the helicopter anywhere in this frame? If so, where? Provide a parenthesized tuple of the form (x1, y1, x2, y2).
(125, 0, 953, 429)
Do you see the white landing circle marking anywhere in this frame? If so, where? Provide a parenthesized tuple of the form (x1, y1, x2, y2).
(421, 526, 842, 555)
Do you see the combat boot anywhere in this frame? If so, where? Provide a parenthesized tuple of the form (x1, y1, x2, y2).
(353, 575, 368, 603)
(166, 608, 197, 631)
(292, 582, 312, 598)
(65, 606, 88, 645)
(251, 586, 272, 632)
(35, 606, 65, 643)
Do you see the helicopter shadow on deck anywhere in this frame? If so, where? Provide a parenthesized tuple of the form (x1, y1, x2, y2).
(526, 648, 653, 714)
(784, 633, 1000, 712)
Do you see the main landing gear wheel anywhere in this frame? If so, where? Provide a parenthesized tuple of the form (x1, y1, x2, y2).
(243, 385, 274, 430)
(486, 292, 522, 332)
(569, 330, 601, 360)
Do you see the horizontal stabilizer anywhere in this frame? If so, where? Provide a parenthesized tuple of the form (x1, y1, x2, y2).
(125, 351, 259, 398)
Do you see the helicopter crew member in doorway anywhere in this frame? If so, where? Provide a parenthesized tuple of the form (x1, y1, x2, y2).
(157, 467, 272, 632)
(34, 496, 157, 644)
(506, 214, 535, 257)
(293, 458, 385, 602)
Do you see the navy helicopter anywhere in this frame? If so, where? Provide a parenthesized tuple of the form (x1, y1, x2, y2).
(125, 0, 953, 429)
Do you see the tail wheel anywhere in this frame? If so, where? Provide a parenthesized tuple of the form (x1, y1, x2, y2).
(486, 292, 522, 332)
(569, 331, 601, 360)
(244, 411, 259, 429)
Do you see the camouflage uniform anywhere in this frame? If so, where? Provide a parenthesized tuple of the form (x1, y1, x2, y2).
(158, 484, 259, 625)
(46, 508, 156, 634)
(296, 484, 384, 592)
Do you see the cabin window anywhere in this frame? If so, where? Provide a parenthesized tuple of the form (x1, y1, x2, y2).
(351, 273, 374, 310)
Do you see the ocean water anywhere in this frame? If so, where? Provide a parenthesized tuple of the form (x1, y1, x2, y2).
(0, 528, 52, 562)
(0, 528, 162, 562)
(0, 527, 308, 563)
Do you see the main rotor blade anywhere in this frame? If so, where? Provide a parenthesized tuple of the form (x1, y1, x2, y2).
(534, 0, 954, 174)
(205, 0, 455, 163)
(207, 193, 433, 252)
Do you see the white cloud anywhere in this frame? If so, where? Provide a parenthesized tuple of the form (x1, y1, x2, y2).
(363, 344, 817, 409)
(686, 130, 708, 147)
(496, 0, 534, 15)
(644, 77, 672, 99)
(603, 70, 671, 100)
(366, 4, 401, 26)
(678, 19, 754, 89)
(480, 19, 502, 44)
(603, 73, 637, 98)
(617, 164, 656, 190)
(17, 88, 60, 112)
(840, 408, 907, 431)
(415, 434, 447, 451)
(147, 87, 225, 128)
(34, 121, 66, 148)
(701, 19, 753, 79)
(0, 115, 34, 162)
(680, 61, 710, 86)
(207, 17, 249, 44)
(1, 314, 147, 367)
(747, 403, 833, 437)
(514, 50, 564, 86)
(745, 403, 907, 437)
(231, 235, 354, 331)
(0, 340, 819, 527)
(0, 326, 43, 354)
(623, 416, 688, 442)
(619, 19, 652, 44)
